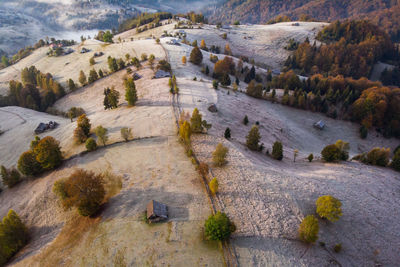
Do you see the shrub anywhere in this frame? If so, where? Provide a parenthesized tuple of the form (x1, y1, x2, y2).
(89, 57, 95, 66)
(0, 210, 29, 265)
(18, 151, 42, 176)
(189, 46, 203, 65)
(209, 178, 219, 194)
(95, 126, 108, 146)
(321, 144, 341, 162)
(67, 107, 85, 121)
(391, 150, 400, 171)
(224, 127, 231, 139)
(272, 141, 283, 160)
(243, 115, 249, 125)
(198, 162, 209, 177)
(212, 80, 218, 89)
(298, 215, 319, 243)
(124, 78, 137, 106)
(334, 244, 342, 253)
(54, 169, 105, 216)
(308, 153, 314, 162)
(1, 166, 21, 188)
(204, 212, 235, 241)
(190, 108, 203, 133)
(120, 127, 133, 142)
(316, 195, 342, 222)
(212, 143, 228, 166)
(85, 138, 97, 151)
(246, 125, 261, 151)
(141, 53, 148, 61)
(220, 73, 231, 86)
(33, 136, 63, 170)
(363, 147, 390, 166)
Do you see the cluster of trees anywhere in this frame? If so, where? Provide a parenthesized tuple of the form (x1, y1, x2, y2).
(299, 195, 342, 244)
(74, 114, 91, 144)
(53, 169, 105, 216)
(17, 136, 63, 176)
(179, 109, 211, 152)
(118, 12, 172, 32)
(108, 56, 126, 73)
(103, 87, 120, 110)
(213, 56, 235, 86)
(246, 69, 400, 138)
(178, 12, 207, 24)
(94, 30, 113, 43)
(286, 21, 398, 79)
(0, 210, 29, 265)
(0, 66, 65, 112)
(168, 75, 178, 94)
(1, 166, 21, 188)
(321, 140, 349, 162)
(380, 67, 400, 87)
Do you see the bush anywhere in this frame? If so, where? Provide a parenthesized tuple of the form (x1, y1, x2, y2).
(212, 143, 228, 166)
(33, 136, 63, 170)
(321, 144, 341, 162)
(67, 107, 85, 121)
(246, 126, 261, 151)
(53, 169, 105, 216)
(189, 46, 203, 65)
(17, 151, 42, 176)
(197, 162, 209, 177)
(212, 80, 218, 89)
(1, 166, 21, 188)
(243, 115, 249, 125)
(204, 212, 235, 241)
(95, 126, 108, 146)
(224, 127, 231, 139)
(85, 138, 97, 151)
(335, 140, 349, 161)
(316, 195, 342, 222)
(298, 215, 319, 243)
(334, 243, 342, 253)
(120, 127, 133, 142)
(0, 210, 29, 265)
(89, 57, 95, 66)
(272, 141, 283, 160)
(363, 147, 390, 166)
(209, 178, 219, 194)
(391, 150, 400, 171)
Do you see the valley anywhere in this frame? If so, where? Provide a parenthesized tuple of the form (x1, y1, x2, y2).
(0, 10, 399, 267)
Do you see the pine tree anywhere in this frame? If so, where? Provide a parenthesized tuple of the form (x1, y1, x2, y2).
(224, 128, 231, 139)
(190, 108, 203, 133)
(68, 79, 76, 91)
(79, 70, 87, 86)
(189, 46, 203, 65)
(246, 125, 261, 151)
(271, 141, 283, 160)
(124, 78, 137, 106)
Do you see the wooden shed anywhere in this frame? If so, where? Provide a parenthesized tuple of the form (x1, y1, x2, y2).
(147, 200, 168, 223)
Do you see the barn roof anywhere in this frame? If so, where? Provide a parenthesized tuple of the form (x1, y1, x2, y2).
(147, 200, 168, 219)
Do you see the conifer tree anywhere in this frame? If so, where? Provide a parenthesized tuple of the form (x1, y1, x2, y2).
(124, 78, 137, 106)
(246, 125, 261, 151)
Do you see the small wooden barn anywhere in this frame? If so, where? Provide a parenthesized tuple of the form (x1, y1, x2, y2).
(314, 120, 326, 130)
(147, 200, 168, 223)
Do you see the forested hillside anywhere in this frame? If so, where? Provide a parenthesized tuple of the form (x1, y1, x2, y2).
(208, 0, 400, 41)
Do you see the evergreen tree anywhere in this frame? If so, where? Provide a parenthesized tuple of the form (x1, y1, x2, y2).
(124, 78, 137, 106)
(88, 69, 98, 84)
(189, 46, 203, 65)
(246, 125, 261, 151)
(79, 70, 87, 86)
(224, 128, 231, 139)
(271, 141, 283, 160)
(68, 79, 76, 91)
(190, 108, 203, 133)
(103, 87, 120, 109)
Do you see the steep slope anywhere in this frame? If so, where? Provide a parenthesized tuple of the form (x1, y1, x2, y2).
(208, 0, 400, 40)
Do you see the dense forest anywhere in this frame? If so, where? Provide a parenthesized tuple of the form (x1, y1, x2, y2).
(118, 12, 173, 32)
(208, 0, 400, 41)
(284, 21, 399, 79)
